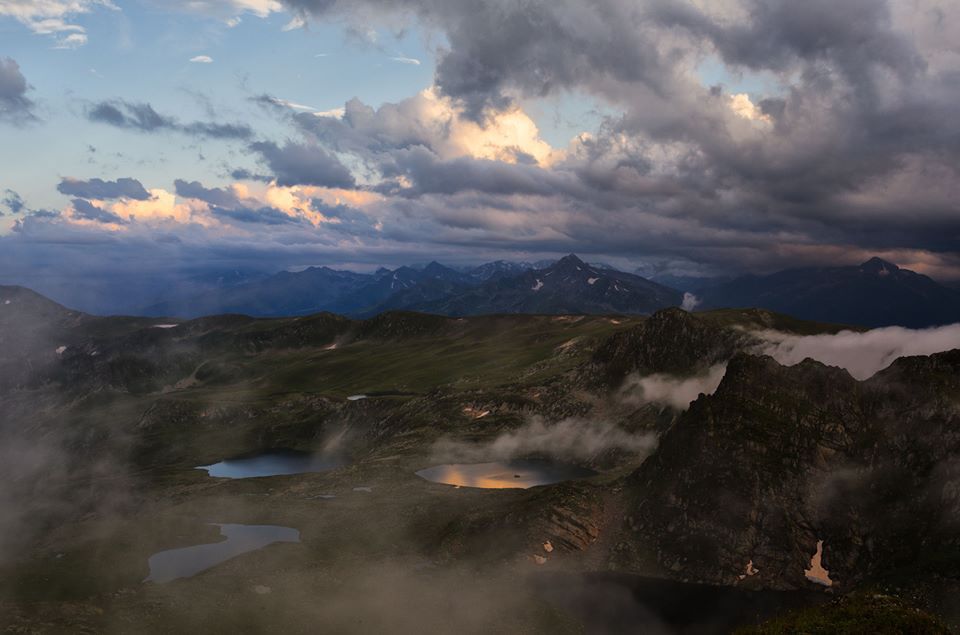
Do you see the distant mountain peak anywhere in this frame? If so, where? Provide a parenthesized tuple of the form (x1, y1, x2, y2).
(860, 257, 900, 275)
(552, 254, 588, 274)
(423, 261, 452, 273)
(557, 253, 586, 266)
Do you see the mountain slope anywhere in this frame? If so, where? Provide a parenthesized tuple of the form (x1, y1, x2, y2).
(699, 257, 960, 327)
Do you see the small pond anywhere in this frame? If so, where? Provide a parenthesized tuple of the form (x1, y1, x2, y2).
(416, 459, 597, 489)
(144, 524, 300, 583)
(197, 449, 342, 479)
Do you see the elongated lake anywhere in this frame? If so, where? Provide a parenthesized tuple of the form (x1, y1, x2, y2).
(416, 459, 597, 489)
(197, 449, 341, 479)
(144, 524, 300, 583)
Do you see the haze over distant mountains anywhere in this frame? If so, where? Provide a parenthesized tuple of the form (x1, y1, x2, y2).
(4, 253, 957, 328)
(693, 257, 960, 329)
(126, 254, 960, 328)
(144, 255, 683, 320)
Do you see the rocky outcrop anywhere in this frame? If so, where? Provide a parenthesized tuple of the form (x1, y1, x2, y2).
(591, 308, 747, 384)
(623, 350, 960, 590)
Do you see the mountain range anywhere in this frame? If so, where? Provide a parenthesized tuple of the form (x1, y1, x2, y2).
(138, 254, 960, 328)
(693, 257, 960, 328)
(144, 254, 683, 319)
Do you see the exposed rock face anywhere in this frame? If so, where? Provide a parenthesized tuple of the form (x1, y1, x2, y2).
(591, 307, 747, 383)
(624, 350, 960, 590)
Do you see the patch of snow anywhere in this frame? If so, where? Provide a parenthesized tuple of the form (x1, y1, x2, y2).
(738, 559, 759, 580)
(347, 394, 367, 401)
(804, 540, 833, 587)
(3, 300, 10, 305)
(587, 277, 600, 285)
(323, 343, 338, 350)
(55, 346, 67, 355)
(531, 279, 544, 291)
(463, 406, 491, 419)
(152, 324, 178, 329)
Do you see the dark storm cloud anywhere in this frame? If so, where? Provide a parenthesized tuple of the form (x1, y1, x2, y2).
(229, 168, 273, 183)
(282, 0, 673, 119)
(384, 147, 568, 197)
(311, 200, 381, 236)
(0, 57, 37, 124)
(174, 179, 241, 207)
(57, 177, 152, 201)
(70, 199, 127, 224)
(87, 99, 253, 139)
(250, 140, 356, 188)
(209, 205, 302, 225)
(5, 0, 959, 285)
(274, 0, 960, 273)
(650, 0, 922, 80)
(2, 189, 25, 215)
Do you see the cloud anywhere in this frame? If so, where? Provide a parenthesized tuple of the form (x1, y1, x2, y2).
(250, 140, 356, 188)
(174, 179, 242, 207)
(431, 416, 658, 463)
(299, 89, 558, 166)
(620, 364, 728, 410)
(681, 293, 700, 311)
(0, 0, 117, 47)
(252, 94, 320, 112)
(754, 324, 960, 380)
(2, 190, 25, 215)
(53, 32, 87, 48)
(255, 0, 960, 279)
(87, 99, 253, 139)
(7, 0, 960, 290)
(389, 56, 421, 65)
(69, 198, 127, 225)
(0, 58, 37, 124)
(210, 205, 303, 225)
(189, 55, 214, 63)
(57, 177, 152, 201)
(157, 0, 282, 19)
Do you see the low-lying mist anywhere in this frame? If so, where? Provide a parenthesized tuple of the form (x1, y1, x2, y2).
(619, 364, 728, 411)
(754, 323, 960, 380)
(431, 416, 658, 464)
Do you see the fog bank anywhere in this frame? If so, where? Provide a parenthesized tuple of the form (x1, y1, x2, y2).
(755, 323, 960, 380)
(432, 416, 657, 463)
(620, 364, 728, 410)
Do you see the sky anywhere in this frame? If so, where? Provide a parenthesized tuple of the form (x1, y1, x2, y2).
(1, 0, 959, 291)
